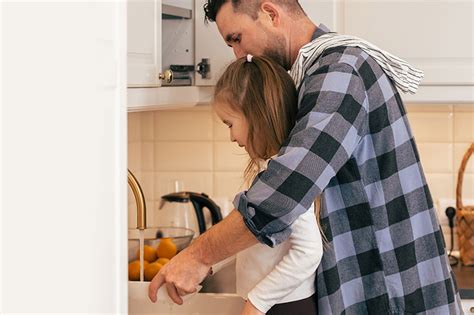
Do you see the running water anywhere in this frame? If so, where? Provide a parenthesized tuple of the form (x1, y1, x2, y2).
(139, 229, 145, 281)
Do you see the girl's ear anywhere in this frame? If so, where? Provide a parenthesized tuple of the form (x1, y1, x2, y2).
(260, 2, 280, 27)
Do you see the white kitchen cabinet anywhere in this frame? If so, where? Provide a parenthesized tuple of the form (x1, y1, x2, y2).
(341, 0, 474, 103)
(194, 0, 234, 86)
(128, 0, 216, 110)
(128, 0, 473, 109)
(128, 0, 162, 87)
(127, 0, 342, 110)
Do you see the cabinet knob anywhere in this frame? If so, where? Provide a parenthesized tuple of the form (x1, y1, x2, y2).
(159, 69, 173, 84)
(196, 58, 210, 79)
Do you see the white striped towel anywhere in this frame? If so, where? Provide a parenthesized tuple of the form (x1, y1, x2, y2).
(290, 32, 424, 94)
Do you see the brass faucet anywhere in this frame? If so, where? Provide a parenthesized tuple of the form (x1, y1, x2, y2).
(128, 169, 146, 230)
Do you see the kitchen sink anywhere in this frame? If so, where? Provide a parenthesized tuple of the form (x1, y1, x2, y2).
(129, 282, 244, 314)
(129, 257, 242, 314)
(200, 257, 237, 294)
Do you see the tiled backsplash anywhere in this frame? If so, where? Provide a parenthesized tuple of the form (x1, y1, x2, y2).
(128, 104, 474, 247)
(128, 106, 248, 229)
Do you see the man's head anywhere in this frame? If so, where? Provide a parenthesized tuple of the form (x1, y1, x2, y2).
(204, 1, 308, 70)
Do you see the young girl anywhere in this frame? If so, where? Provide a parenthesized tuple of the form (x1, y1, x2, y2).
(213, 55, 323, 315)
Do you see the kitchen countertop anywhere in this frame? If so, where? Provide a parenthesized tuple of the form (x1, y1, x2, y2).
(452, 263, 474, 299)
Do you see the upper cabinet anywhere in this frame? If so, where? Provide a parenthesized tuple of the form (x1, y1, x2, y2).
(128, 0, 232, 90)
(302, 0, 473, 103)
(127, 0, 161, 87)
(341, 0, 473, 86)
(194, 0, 234, 86)
(127, 0, 223, 110)
(128, 0, 473, 110)
(334, 0, 473, 103)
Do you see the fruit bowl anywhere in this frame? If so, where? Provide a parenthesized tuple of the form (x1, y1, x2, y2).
(128, 226, 195, 262)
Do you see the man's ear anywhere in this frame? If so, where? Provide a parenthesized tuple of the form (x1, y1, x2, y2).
(260, 2, 280, 26)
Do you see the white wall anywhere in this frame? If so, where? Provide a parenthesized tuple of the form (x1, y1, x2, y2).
(1, 2, 127, 313)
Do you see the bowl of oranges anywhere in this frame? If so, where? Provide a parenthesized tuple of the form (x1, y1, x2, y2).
(128, 226, 194, 281)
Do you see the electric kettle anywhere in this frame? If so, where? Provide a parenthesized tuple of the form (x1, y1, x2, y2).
(158, 191, 223, 236)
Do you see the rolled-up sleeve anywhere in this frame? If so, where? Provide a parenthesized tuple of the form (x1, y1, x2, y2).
(235, 62, 369, 247)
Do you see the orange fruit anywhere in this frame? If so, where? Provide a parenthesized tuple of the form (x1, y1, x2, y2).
(156, 257, 170, 265)
(128, 260, 149, 281)
(144, 262, 163, 281)
(136, 245, 157, 262)
(156, 238, 177, 259)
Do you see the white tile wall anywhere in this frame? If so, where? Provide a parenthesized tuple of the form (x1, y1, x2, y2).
(153, 171, 214, 200)
(425, 173, 455, 201)
(214, 142, 248, 171)
(409, 111, 453, 142)
(154, 141, 213, 171)
(129, 103, 474, 247)
(128, 142, 142, 171)
(214, 172, 247, 198)
(154, 109, 213, 141)
(417, 143, 453, 173)
(455, 143, 474, 174)
(141, 142, 154, 172)
(454, 111, 474, 142)
(406, 104, 474, 250)
(128, 106, 247, 231)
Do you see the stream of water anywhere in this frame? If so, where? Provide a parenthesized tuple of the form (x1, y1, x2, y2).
(139, 229, 144, 282)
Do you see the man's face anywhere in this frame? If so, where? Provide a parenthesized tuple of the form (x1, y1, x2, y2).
(215, 2, 290, 69)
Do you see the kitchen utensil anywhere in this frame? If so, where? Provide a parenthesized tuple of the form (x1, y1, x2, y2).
(128, 226, 194, 262)
(158, 191, 223, 236)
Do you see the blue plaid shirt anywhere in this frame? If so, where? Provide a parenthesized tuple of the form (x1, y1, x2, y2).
(234, 26, 462, 314)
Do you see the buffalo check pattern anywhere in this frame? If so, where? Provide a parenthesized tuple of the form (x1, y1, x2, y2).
(234, 27, 462, 314)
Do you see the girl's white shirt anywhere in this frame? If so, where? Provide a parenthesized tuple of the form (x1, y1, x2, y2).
(236, 203, 323, 313)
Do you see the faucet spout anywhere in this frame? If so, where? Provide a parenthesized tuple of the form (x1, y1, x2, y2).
(128, 169, 146, 230)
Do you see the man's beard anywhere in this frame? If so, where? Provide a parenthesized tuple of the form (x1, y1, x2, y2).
(262, 32, 291, 70)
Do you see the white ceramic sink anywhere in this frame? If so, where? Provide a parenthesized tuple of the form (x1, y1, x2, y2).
(129, 282, 245, 314)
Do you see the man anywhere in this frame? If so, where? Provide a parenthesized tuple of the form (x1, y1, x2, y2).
(149, 1, 462, 313)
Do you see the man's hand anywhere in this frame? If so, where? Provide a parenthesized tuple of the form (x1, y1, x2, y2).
(241, 300, 265, 315)
(148, 248, 211, 304)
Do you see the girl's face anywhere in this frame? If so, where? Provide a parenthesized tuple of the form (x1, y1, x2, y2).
(214, 101, 250, 153)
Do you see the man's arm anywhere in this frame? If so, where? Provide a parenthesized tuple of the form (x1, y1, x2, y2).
(148, 210, 258, 304)
(235, 61, 369, 247)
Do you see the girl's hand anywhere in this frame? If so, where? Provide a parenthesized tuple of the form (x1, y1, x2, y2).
(240, 300, 265, 315)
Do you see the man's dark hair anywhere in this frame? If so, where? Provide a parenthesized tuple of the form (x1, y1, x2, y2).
(203, 0, 304, 24)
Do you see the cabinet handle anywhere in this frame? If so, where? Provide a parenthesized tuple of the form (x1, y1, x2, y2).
(159, 69, 173, 84)
(196, 58, 210, 79)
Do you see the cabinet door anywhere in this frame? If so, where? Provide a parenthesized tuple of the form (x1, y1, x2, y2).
(342, 0, 473, 86)
(128, 0, 162, 87)
(300, 0, 341, 32)
(194, 0, 234, 86)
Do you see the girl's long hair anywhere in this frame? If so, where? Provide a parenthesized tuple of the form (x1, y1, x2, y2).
(214, 56, 328, 245)
(214, 56, 298, 183)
